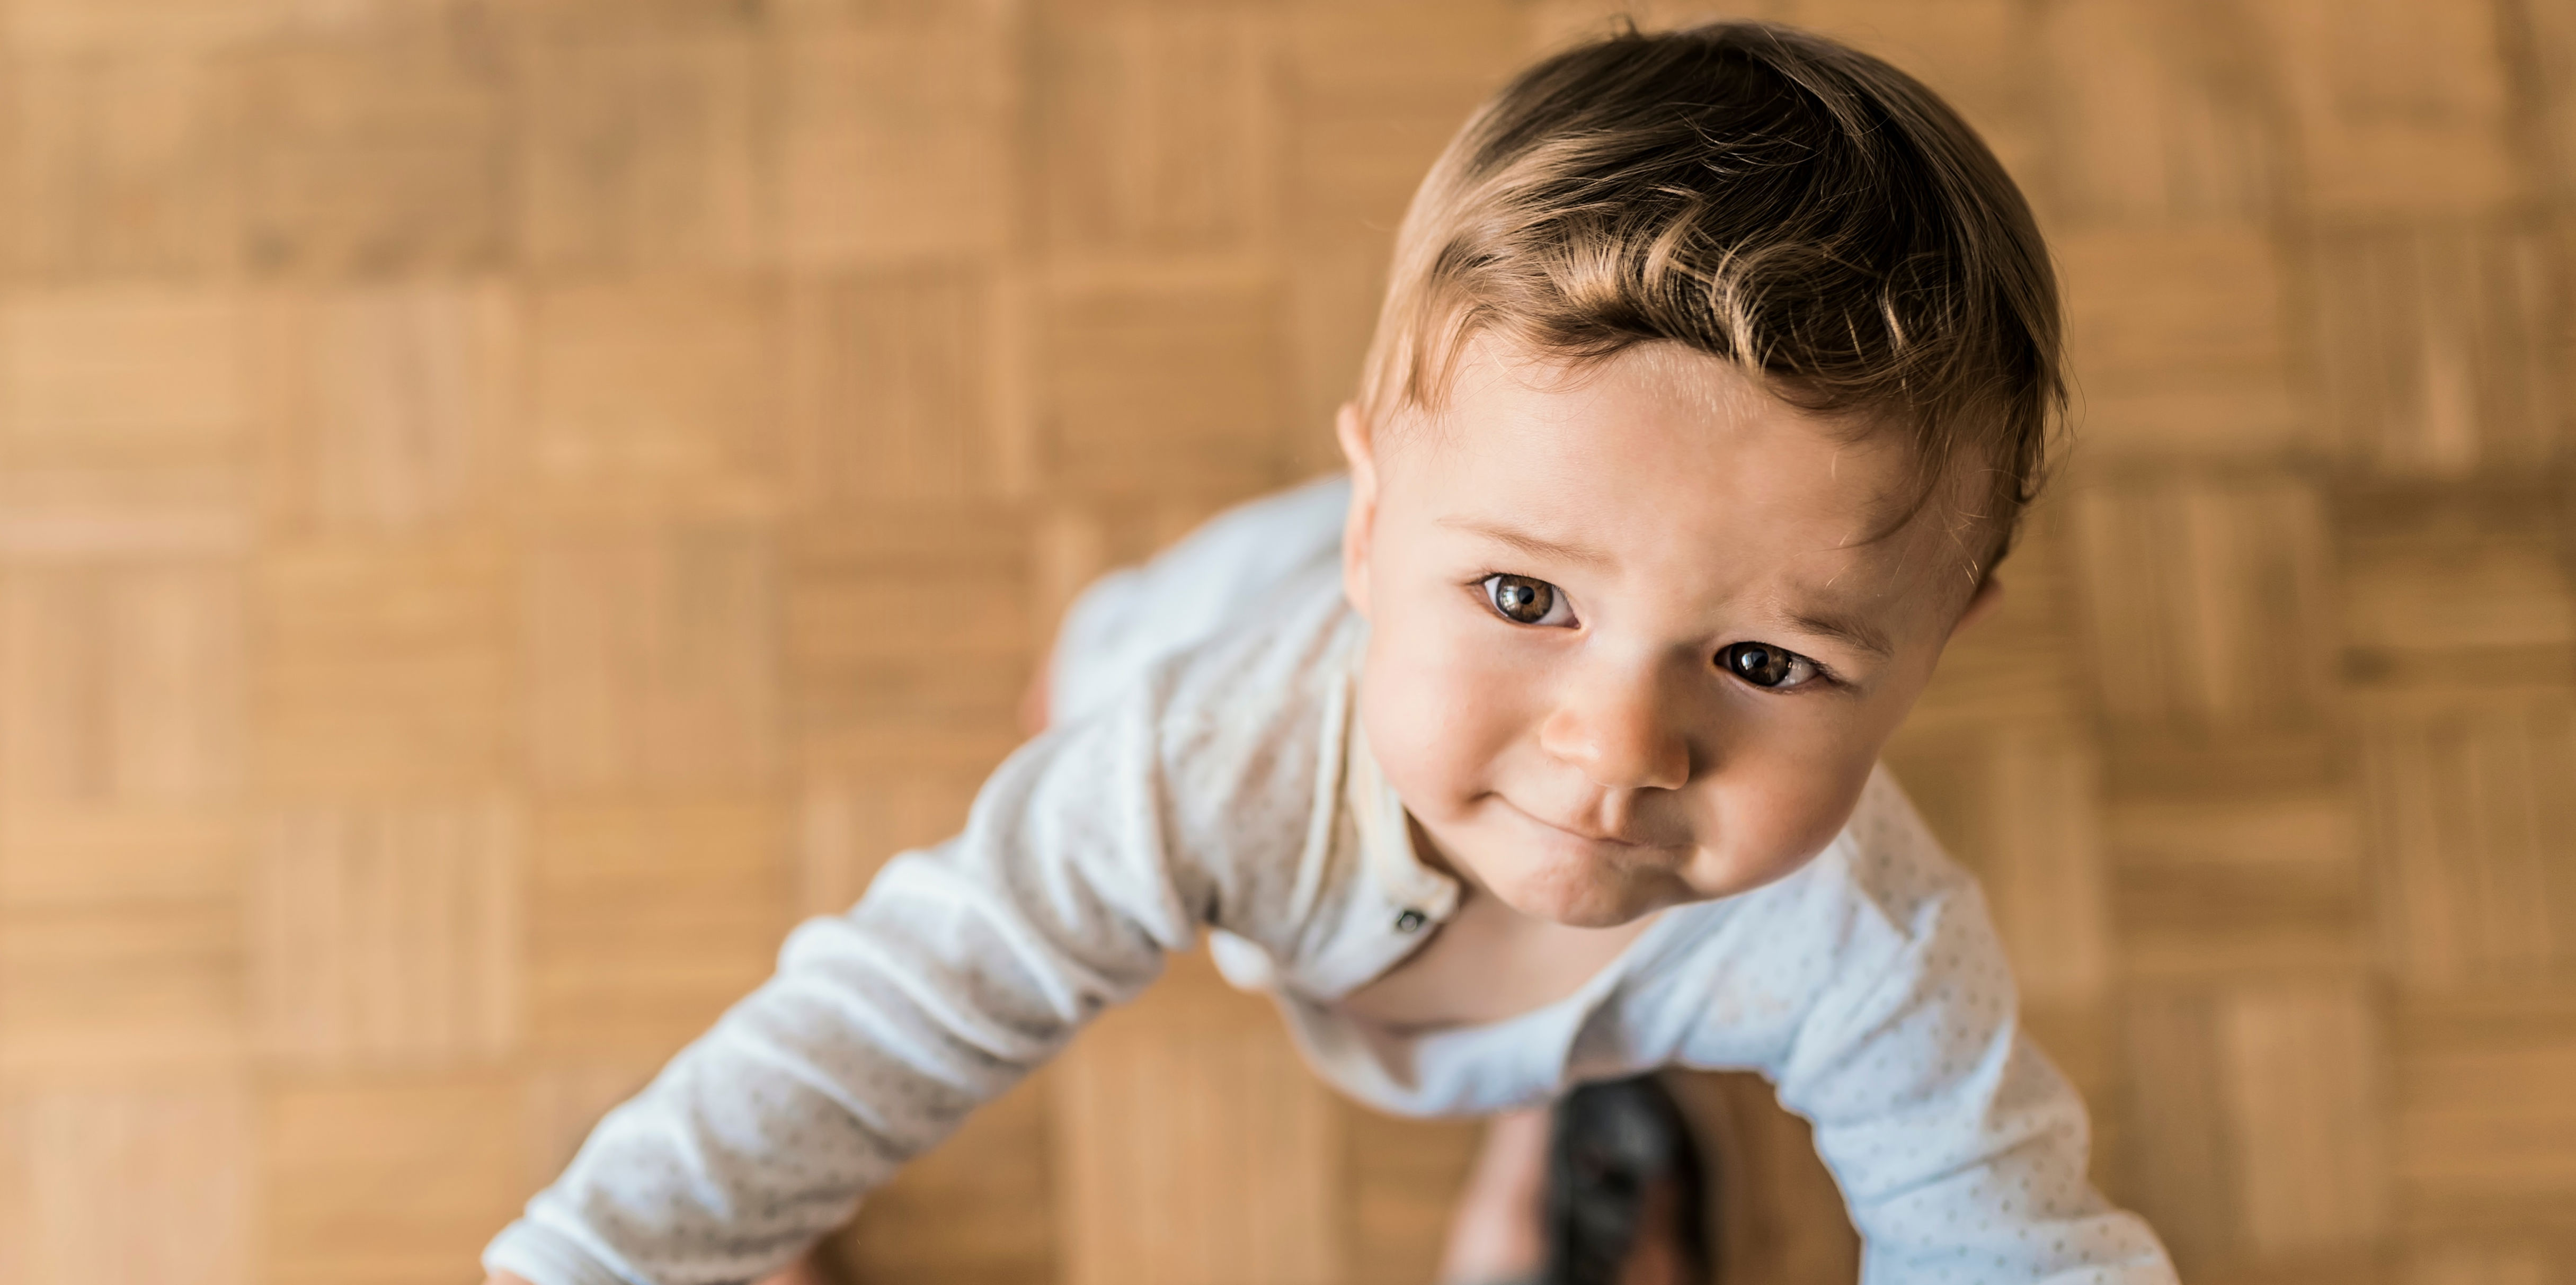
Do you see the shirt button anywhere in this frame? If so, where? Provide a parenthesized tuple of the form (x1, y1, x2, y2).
(1394, 908, 1427, 933)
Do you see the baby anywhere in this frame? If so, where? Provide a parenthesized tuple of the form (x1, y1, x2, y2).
(487, 21, 2176, 1285)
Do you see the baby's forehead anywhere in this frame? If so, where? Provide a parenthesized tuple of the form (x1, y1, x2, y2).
(1398, 333, 2004, 608)
(1696, 504, 1987, 632)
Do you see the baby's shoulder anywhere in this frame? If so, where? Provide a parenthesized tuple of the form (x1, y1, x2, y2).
(1780, 764, 1984, 947)
(1130, 559, 1361, 782)
(1052, 565, 1360, 923)
(1050, 475, 1351, 727)
(1638, 769, 2001, 1054)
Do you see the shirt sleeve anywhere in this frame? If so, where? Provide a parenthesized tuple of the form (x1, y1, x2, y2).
(1770, 874, 2178, 1284)
(483, 692, 1209, 1285)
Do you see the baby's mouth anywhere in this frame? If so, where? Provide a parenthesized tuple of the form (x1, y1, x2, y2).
(1497, 795, 1684, 851)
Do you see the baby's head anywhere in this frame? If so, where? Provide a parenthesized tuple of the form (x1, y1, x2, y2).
(1336, 22, 2062, 926)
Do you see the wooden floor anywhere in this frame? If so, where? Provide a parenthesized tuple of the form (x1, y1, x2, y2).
(2, 1, 2573, 1282)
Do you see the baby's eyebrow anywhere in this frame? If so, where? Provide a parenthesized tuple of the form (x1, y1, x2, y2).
(1786, 608, 1895, 660)
(1437, 517, 1615, 568)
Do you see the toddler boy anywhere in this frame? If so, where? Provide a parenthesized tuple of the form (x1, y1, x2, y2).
(487, 21, 2176, 1284)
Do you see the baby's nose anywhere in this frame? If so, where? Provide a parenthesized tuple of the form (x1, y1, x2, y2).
(1536, 677, 1690, 791)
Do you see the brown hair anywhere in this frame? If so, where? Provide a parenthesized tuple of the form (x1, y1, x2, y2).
(1360, 20, 2064, 558)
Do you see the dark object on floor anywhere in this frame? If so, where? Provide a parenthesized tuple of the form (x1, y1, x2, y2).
(1543, 1075, 1717, 1285)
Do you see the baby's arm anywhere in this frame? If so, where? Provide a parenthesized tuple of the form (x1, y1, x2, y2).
(488, 478, 1348, 1285)
(1760, 876, 2174, 1283)
(483, 694, 1211, 1285)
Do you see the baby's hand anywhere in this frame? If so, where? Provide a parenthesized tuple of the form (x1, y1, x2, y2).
(481, 1256, 829, 1285)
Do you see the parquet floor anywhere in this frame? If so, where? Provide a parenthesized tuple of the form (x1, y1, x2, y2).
(1, 2, 2571, 1283)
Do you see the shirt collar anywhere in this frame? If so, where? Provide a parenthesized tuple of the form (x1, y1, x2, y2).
(1344, 695, 1462, 927)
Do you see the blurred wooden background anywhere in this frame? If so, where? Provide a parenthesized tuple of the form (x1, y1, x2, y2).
(2, 0, 2573, 1282)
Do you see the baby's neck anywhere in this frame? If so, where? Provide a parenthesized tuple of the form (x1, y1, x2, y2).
(1335, 884, 1662, 1033)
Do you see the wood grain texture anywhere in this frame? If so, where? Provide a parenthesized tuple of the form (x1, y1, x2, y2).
(255, 537, 512, 793)
(525, 524, 779, 790)
(2058, 227, 2306, 460)
(2218, 984, 2391, 1256)
(517, 29, 765, 271)
(1037, 7, 1277, 255)
(775, 18, 1019, 267)
(0, 893, 245, 1075)
(2257, 0, 2526, 217)
(2072, 471, 2337, 735)
(2365, 698, 2576, 987)
(0, 1, 2569, 1281)
(526, 799, 785, 1055)
(0, 1083, 255, 1285)
(797, 770, 985, 916)
(0, 559, 244, 806)
(787, 504, 1030, 771)
(2393, 989, 2576, 1233)
(251, 801, 520, 1068)
(2309, 220, 2564, 477)
(1052, 952, 1343, 1285)
(788, 269, 999, 504)
(2041, 0, 2281, 226)
(3, 50, 241, 278)
(265, 282, 516, 536)
(2, 287, 252, 467)
(261, 1076, 529, 1285)
(1042, 273, 1289, 497)
(525, 279, 783, 513)
(235, 16, 512, 275)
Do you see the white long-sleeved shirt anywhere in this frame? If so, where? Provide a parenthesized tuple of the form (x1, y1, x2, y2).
(486, 476, 2175, 1285)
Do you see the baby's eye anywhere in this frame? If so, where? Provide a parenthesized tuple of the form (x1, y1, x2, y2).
(1480, 574, 1576, 627)
(1717, 641, 1820, 690)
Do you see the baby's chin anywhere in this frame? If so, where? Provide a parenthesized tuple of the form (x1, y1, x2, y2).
(1480, 854, 1685, 928)
(1478, 834, 1828, 926)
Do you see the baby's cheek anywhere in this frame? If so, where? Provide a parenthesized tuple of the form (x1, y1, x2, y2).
(1765, 754, 1878, 863)
(1692, 743, 1877, 894)
(1360, 621, 1524, 809)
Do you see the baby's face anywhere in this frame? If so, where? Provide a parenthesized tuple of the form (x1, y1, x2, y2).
(1339, 338, 1995, 928)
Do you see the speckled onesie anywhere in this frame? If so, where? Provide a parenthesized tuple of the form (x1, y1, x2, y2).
(484, 477, 2177, 1285)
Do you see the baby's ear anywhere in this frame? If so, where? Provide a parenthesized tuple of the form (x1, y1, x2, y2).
(1336, 403, 1379, 618)
(1949, 572, 2005, 638)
